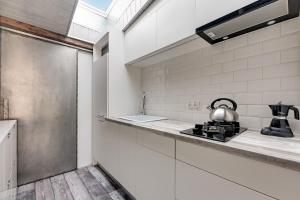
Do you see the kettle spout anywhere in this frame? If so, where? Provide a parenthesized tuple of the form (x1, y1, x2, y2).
(207, 106, 212, 111)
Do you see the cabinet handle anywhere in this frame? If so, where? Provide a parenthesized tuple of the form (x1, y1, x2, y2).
(7, 132, 10, 138)
(7, 179, 10, 189)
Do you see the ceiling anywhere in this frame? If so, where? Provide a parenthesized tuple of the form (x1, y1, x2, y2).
(0, 0, 78, 35)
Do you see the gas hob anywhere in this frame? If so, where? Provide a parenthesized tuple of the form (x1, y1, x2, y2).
(180, 121, 247, 142)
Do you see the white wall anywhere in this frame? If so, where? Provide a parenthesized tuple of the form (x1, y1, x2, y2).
(72, 2, 107, 32)
(68, 1, 108, 43)
(77, 50, 93, 168)
(141, 17, 300, 134)
(108, 28, 142, 117)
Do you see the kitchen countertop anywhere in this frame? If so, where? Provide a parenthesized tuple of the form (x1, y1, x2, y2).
(106, 117, 300, 172)
(0, 120, 17, 143)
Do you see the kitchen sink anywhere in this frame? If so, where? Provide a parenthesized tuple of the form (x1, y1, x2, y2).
(118, 115, 167, 123)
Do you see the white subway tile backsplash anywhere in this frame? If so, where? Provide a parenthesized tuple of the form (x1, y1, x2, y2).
(221, 82, 247, 93)
(248, 79, 281, 92)
(263, 91, 300, 105)
(198, 84, 221, 95)
(281, 17, 300, 35)
(234, 68, 262, 81)
(234, 93, 263, 105)
(213, 51, 235, 64)
(248, 24, 281, 44)
(237, 105, 248, 116)
(239, 116, 262, 131)
(212, 72, 233, 84)
(235, 43, 263, 59)
(202, 43, 224, 57)
(247, 52, 280, 68)
(199, 64, 222, 76)
(247, 105, 272, 118)
(263, 62, 300, 78)
(223, 36, 247, 51)
(143, 23, 300, 132)
(263, 32, 300, 53)
(222, 59, 247, 72)
(281, 47, 300, 63)
(281, 76, 300, 90)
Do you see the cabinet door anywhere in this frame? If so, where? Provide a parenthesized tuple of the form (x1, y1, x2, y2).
(135, 145, 175, 200)
(118, 125, 137, 196)
(156, 0, 196, 49)
(176, 160, 274, 200)
(124, 10, 156, 63)
(93, 121, 120, 180)
(3, 135, 10, 191)
(195, 0, 257, 27)
(10, 125, 17, 189)
(0, 139, 4, 193)
(92, 118, 106, 165)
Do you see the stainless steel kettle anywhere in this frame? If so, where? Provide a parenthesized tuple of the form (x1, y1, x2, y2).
(207, 98, 239, 122)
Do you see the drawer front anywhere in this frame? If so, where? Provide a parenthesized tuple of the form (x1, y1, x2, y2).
(176, 140, 300, 200)
(137, 129, 175, 158)
(176, 160, 274, 200)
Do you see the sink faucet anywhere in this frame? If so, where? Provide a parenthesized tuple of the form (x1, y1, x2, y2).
(142, 92, 146, 115)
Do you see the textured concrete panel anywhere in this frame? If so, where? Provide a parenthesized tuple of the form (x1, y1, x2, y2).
(0, 31, 77, 185)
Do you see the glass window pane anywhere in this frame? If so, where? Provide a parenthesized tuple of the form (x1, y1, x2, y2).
(82, 0, 113, 11)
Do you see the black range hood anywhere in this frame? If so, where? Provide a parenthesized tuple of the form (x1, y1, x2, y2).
(196, 0, 300, 44)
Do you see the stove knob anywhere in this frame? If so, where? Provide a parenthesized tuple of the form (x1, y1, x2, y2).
(193, 128, 203, 135)
(195, 124, 203, 129)
(207, 132, 214, 138)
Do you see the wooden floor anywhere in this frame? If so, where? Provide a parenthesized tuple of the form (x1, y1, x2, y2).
(17, 166, 129, 200)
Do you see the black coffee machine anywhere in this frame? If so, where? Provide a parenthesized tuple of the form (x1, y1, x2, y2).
(261, 102, 299, 137)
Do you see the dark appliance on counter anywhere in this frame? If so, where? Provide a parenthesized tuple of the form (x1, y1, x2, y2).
(196, 0, 300, 44)
(180, 98, 247, 142)
(261, 102, 299, 137)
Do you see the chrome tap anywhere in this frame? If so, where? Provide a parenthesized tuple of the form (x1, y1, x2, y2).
(142, 92, 146, 115)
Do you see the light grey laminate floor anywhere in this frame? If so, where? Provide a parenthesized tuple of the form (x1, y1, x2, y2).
(17, 166, 129, 200)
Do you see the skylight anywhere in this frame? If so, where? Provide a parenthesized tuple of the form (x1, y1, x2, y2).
(82, 0, 113, 12)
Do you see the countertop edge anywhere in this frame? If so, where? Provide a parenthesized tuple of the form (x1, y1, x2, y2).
(0, 120, 17, 144)
(105, 117, 300, 172)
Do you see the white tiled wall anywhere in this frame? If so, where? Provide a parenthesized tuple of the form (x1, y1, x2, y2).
(142, 17, 300, 134)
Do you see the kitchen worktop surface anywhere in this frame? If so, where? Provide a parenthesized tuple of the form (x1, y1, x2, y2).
(106, 117, 300, 171)
(0, 120, 17, 143)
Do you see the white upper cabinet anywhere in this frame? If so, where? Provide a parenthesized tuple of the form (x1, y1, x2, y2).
(195, 0, 258, 27)
(124, 0, 259, 64)
(124, 10, 156, 63)
(156, 0, 196, 49)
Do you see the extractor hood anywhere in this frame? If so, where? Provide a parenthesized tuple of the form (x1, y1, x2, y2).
(196, 0, 300, 44)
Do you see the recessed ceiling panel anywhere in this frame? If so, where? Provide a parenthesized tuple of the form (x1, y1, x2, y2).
(0, 0, 78, 35)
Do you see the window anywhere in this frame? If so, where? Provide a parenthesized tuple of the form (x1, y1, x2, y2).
(81, 0, 113, 12)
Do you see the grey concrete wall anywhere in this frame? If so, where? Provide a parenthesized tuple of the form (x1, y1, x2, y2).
(0, 30, 78, 185)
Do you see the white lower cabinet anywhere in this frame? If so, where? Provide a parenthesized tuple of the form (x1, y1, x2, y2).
(93, 122, 175, 200)
(94, 122, 299, 200)
(135, 145, 175, 200)
(176, 140, 300, 200)
(118, 126, 137, 196)
(176, 160, 274, 200)
(94, 121, 120, 180)
(0, 121, 17, 200)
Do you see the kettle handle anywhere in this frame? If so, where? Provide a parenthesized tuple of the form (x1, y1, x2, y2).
(291, 106, 299, 120)
(210, 98, 237, 111)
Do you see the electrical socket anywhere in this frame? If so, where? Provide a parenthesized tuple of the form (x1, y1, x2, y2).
(188, 101, 201, 111)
